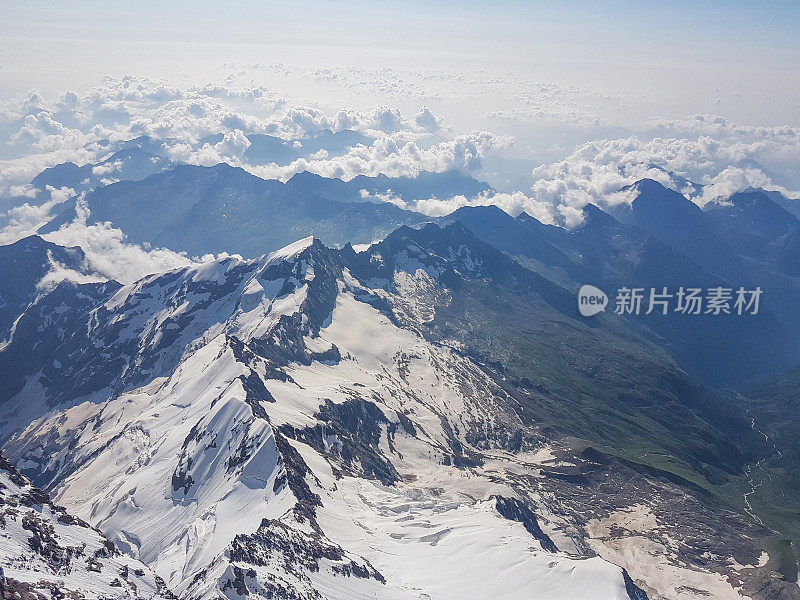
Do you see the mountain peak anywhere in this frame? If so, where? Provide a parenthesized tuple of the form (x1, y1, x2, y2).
(209, 161, 247, 175)
(633, 177, 669, 193)
(4, 234, 83, 256)
(30, 161, 83, 189)
(629, 178, 702, 217)
(286, 170, 328, 185)
(708, 188, 797, 226)
(727, 187, 782, 208)
(448, 204, 510, 220)
(580, 203, 619, 229)
(516, 211, 544, 225)
(168, 162, 246, 178)
(703, 188, 800, 272)
(265, 235, 318, 264)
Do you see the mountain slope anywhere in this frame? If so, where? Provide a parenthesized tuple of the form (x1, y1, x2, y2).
(31, 147, 174, 194)
(0, 452, 173, 599)
(705, 189, 800, 277)
(349, 223, 767, 474)
(0, 235, 639, 599)
(440, 202, 793, 386)
(0, 235, 100, 341)
(0, 229, 795, 599)
(610, 179, 740, 280)
(604, 180, 800, 347)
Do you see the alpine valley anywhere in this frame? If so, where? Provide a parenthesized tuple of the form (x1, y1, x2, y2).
(2, 149, 800, 600)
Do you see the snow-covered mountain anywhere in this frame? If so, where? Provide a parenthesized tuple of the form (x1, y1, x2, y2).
(1, 224, 794, 599)
(0, 452, 173, 599)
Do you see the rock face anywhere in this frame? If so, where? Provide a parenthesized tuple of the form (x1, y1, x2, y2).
(0, 227, 797, 600)
(0, 453, 173, 599)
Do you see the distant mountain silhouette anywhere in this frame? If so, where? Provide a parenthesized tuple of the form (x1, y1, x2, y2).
(40, 163, 431, 257)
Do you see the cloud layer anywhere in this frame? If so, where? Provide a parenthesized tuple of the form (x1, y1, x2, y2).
(529, 131, 800, 218)
(1, 75, 799, 277)
(42, 199, 196, 284)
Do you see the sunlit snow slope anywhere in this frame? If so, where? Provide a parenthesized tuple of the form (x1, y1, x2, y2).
(0, 453, 173, 599)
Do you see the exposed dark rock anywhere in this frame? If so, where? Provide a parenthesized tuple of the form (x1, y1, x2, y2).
(623, 569, 650, 600)
(280, 398, 400, 485)
(493, 496, 558, 552)
(239, 371, 275, 419)
(227, 518, 384, 597)
(273, 432, 322, 527)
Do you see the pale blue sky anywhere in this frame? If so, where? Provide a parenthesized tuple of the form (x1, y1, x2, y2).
(1, 1, 799, 127)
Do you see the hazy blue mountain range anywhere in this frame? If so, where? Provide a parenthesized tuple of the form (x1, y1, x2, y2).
(611, 180, 800, 339)
(200, 129, 373, 166)
(29, 159, 800, 384)
(440, 196, 796, 386)
(40, 163, 434, 255)
(285, 168, 491, 203)
(0, 146, 174, 220)
(705, 189, 800, 277)
(32, 147, 174, 194)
